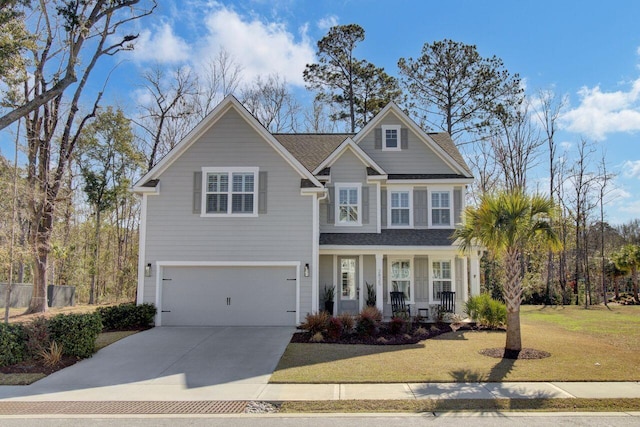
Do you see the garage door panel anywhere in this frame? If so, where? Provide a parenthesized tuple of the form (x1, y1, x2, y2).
(161, 266, 296, 326)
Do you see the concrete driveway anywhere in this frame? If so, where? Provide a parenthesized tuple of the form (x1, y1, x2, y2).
(0, 327, 295, 401)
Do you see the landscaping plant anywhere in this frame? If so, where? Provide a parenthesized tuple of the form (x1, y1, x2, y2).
(300, 311, 330, 335)
(464, 293, 507, 328)
(48, 312, 103, 358)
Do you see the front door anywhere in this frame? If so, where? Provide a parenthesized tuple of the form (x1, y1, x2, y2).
(338, 257, 359, 315)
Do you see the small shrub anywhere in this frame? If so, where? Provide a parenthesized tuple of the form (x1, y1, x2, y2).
(464, 293, 506, 328)
(356, 306, 381, 336)
(48, 312, 103, 358)
(326, 317, 343, 339)
(98, 303, 156, 330)
(309, 332, 324, 342)
(337, 312, 355, 334)
(359, 306, 382, 322)
(300, 311, 330, 334)
(376, 337, 388, 344)
(40, 341, 64, 367)
(24, 316, 51, 359)
(389, 317, 407, 334)
(0, 323, 26, 367)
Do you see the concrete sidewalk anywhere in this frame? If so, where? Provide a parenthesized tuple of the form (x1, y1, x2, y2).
(0, 381, 639, 402)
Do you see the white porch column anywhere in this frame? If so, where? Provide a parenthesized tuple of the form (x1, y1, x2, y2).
(375, 253, 384, 312)
(470, 251, 481, 296)
(462, 256, 469, 302)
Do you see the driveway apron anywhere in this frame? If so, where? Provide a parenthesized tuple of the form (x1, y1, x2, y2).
(20, 327, 294, 391)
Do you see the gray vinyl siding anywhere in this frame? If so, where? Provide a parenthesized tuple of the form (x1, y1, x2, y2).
(358, 113, 457, 174)
(455, 257, 464, 305)
(363, 255, 376, 295)
(142, 108, 314, 317)
(319, 255, 334, 306)
(414, 256, 429, 302)
(319, 149, 378, 233)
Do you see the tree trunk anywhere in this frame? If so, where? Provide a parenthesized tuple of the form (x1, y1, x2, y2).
(89, 208, 101, 304)
(632, 267, 640, 303)
(504, 310, 522, 358)
(503, 248, 522, 355)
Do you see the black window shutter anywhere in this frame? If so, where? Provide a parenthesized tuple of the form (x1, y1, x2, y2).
(193, 171, 202, 214)
(401, 128, 409, 149)
(374, 128, 382, 149)
(258, 171, 268, 214)
(362, 186, 369, 224)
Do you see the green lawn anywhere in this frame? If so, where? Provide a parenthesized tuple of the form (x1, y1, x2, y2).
(271, 305, 640, 383)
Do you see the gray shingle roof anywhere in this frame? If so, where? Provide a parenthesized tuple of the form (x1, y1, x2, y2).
(428, 132, 473, 177)
(388, 174, 469, 180)
(320, 229, 457, 246)
(273, 134, 353, 173)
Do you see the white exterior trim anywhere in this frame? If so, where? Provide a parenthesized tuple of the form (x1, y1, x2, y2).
(136, 193, 149, 305)
(312, 194, 320, 312)
(387, 256, 415, 304)
(428, 186, 454, 228)
(334, 182, 362, 227)
(154, 261, 301, 326)
(312, 138, 386, 175)
(428, 257, 455, 304)
(381, 124, 402, 151)
(376, 181, 382, 233)
(200, 167, 259, 217)
(352, 102, 471, 177)
(387, 187, 413, 229)
(133, 95, 322, 191)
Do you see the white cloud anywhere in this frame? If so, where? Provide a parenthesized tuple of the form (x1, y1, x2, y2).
(561, 78, 640, 140)
(132, 23, 191, 63)
(197, 6, 315, 87)
(623, 160, 640, 178)
(559, 141, 573, 151)
(317, 15, 338, 31)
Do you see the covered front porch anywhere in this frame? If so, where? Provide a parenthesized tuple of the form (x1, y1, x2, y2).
(317, 248, 481, 320)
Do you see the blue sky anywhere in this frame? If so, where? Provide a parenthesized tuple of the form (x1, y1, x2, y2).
(5, 0, 640, 224)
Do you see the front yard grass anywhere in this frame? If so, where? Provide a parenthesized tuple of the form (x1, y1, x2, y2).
(280, 398, 640, 413)
(271, 305, 640, 383)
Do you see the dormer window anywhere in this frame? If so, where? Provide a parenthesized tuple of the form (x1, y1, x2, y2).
(382, 125, 401, 151)
(335, 183, 362, 226)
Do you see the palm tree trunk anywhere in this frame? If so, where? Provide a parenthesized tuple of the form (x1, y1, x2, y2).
(503, 247, 523, 357)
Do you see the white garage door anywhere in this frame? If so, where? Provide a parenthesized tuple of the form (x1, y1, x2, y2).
(160, 265, 297, 326)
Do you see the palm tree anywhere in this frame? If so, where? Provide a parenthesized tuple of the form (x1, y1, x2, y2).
(611, 244, 640, 303)
(454, 191, 561, 357)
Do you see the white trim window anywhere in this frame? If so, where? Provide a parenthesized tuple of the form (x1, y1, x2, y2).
(382, 125, 401, 151)
(431, 260, 453, 302)
(389, 258, 413, 303)
(429, 189, 453, 227)
(336, 183, 361, 226)
(389, 189, 412, 227)
(202, 167, 258, 216)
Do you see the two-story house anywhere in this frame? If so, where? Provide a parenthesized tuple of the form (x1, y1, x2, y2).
(133, 95, 481, 326)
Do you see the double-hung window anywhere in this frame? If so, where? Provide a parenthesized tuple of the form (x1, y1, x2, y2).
(382, 125, 401, 151)
(429, 189, 452, 227)
(389, 189, 412, 227)
(202, 167, 258, 216)
(389, 258, 413, 302)
(431, 260, 452, 301)
(335, 183, 361, 226)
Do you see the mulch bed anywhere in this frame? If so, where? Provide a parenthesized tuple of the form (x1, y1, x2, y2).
(291, 322, 481, 345)
(0, 355, 80, 375)
(479, 347, 551, 360)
